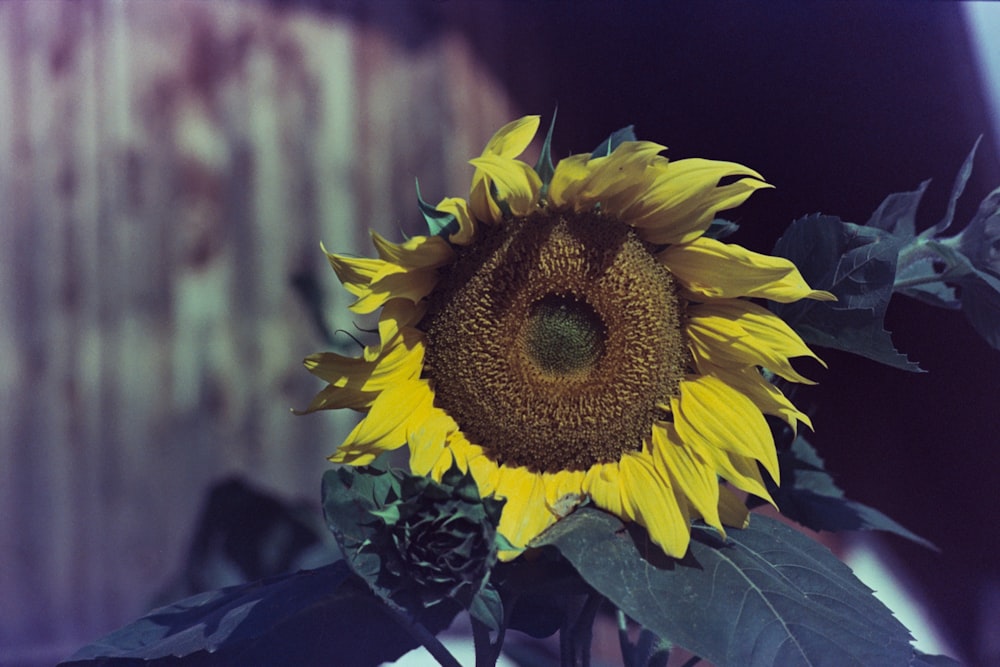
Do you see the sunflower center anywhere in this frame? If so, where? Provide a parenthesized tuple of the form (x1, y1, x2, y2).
(525, 295, 605, 374)
(420, 210, 687, 473)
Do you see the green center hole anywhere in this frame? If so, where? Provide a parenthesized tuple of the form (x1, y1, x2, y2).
(525, 294, 606, 373)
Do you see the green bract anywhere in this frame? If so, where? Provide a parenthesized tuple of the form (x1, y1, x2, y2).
(322, 457, 508, 629)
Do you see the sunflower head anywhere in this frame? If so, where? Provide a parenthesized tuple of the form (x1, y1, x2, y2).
(301, 115, 834, 560)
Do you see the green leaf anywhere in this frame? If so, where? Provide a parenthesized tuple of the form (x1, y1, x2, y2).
(591, 125, 637, 158)
(910, 651, 964, 667)
(768, 436, 936, 550)
(865, 179, 929, 240)
(59, 562, 450, 667)
(468, 584, 504, 632)
(533, 507, 927, 667)
(704, 218, 740, 240)
(771, 214, 921, 371)
(535, 110, 558, 198)
(925, 136, 981, 237)
(416, 180, 458, 238)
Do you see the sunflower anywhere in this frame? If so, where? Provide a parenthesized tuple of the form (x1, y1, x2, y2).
(299, 116, 833, 560)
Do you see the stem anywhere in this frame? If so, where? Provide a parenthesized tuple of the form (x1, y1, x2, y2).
(471, 614, 508, 667)
(559, 592, 604, 667)
(616, 609, 635, 667)
(893, 273, 950, 290)
(635, 628, 657, 665)
(392, 609, 463, 667)
(680, 655, 703, 667)
(571, 592, 603, 667)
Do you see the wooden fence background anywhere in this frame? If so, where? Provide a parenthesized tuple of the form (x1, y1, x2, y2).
(0, 1, 518, 663)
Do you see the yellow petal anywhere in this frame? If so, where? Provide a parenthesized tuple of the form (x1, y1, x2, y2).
(547, 142, 665, 213)
(650, 422, 723, 533)
(492, 465, 554, 551)
(323, 248, 440, 315)
(407, 408, 457, 476)
(542, 469, 588, 516)
(671, 374, 779, 484)
(619, 451, 690, 557)
(697, 362, 812, 432)
(453, 437, 501, 498)
(371, 233, 455, 272)
(470, 116, 540, 223)
(372, 299, 425, 359)
(659, 236, 836, 303)
(299, 337, 423, 412)
(547, 153, 593, 209)
(468, 155, 542, 217)
(348, 270, 440, 314)
(482, 115, 541, 158)
(435, 196, 477, 245)
(324, 251, 384, 295)
(329, 379, 434, 464)
(582, 461, 625, 518)
(687, 299, 825, 384)
(713, 450, 775, 506)
(717, 485, 750, 529)
(625, 159, 771, 245)
(580, 141, 666, 214)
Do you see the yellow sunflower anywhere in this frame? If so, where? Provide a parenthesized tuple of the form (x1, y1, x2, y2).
(299, 115, 833, 560)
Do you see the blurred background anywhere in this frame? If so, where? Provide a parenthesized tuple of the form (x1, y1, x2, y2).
(2, 1, 999, 665)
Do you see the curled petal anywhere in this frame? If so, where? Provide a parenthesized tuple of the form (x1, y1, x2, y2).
(469, 155, 542, 217)
(325, 238, 447, 314)
(297, 333, 424, 412)
(434, 196, 477, 245)
(371, 233, 455, 272)
(470, 116, 541, 222)
(626, 159, 771, 245)
(547, 141, 666, 213)
(329, 379, 435, 465)
(687, 299, 825, 384)
(659, 236, 836, 303)
(547, 153, 592, 209)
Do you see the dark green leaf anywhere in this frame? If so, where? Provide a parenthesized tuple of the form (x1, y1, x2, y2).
(960, 276, 1000, 348)
(768, 436, 936, 549)
(865, 179, 928, 239)
(322, 466, 394, 549)
(534, 507, 924, 667)
(591, 125, 637, 158)
(771, 214, 921, 371)
(59, 562, 446, 667)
